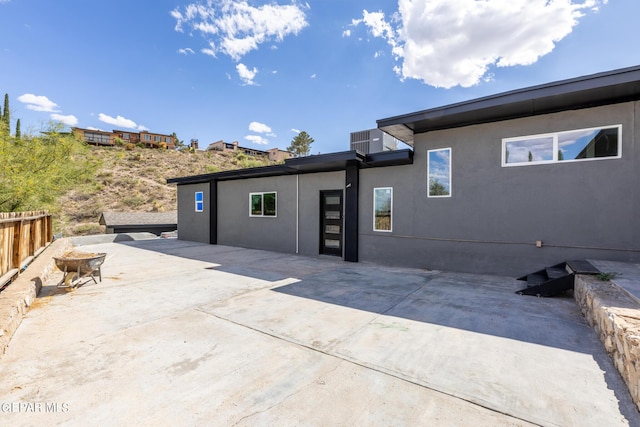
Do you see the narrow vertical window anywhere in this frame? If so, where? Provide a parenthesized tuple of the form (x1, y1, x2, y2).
(373, 187, 392, 232)
(250, 194, 263, 216)
(428, 148, 451, 197)
(263, 192, 276, 216)
(195, 191, 204, 212)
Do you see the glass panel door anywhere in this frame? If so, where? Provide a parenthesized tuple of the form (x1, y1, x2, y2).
(320, 190, 343, 256)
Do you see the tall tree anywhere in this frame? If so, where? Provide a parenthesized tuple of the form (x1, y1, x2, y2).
(15, 118, 21, 140)
(287, 131, 314, 157)
(171, 132, 184, 148)
(1, 93, 8, 135)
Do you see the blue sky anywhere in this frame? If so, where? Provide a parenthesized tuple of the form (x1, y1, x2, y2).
(1, 0, 639, 154)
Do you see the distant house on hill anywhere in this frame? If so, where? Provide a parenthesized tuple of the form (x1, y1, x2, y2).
(72, 128, 176, 149)
(206, 140, 294, 162)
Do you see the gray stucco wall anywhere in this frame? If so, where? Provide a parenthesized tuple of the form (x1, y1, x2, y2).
(217, 176, 297, 253)
(216, 172, 345, 256)
(359, 101, 639, 276)
(297, 171, 345, 256)
(176, 182, 210, 243)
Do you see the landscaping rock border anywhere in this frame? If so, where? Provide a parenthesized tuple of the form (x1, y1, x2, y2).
(574, 274, 640, 411)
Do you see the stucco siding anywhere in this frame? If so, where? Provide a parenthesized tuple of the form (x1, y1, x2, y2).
(217, 176, 297, 253)
(297, 171, 345, 256)
(176, 182, 210, 243)
(359, 101, 640, 275)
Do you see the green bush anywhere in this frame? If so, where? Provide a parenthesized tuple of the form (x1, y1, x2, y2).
(122, 194, 145, 208)
(0, 121, 97, 211)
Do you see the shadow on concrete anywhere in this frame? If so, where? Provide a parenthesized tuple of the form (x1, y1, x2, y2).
(83, 237, 637, 419)
(269, 269, 639, 421)
(111, 238, 602, 353)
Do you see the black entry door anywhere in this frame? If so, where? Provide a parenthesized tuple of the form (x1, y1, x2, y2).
(320, 190, 343, 256)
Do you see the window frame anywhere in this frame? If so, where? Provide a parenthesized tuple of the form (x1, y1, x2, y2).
(427, 147, 452, 198)
(502, 124, 622, 167)
(249, 192, 277, 217)
(195, 191, 204, 212)
(373, 187, 393, 232)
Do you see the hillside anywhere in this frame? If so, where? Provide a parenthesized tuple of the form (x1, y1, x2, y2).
(54, 146, 275, 237)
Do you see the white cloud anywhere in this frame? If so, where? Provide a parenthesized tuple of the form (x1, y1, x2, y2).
(98, 113, 137, 129)
(310, 73, 316, 79)
(17, 94, 59, 112)
(245, 134, 269, 145)
(177, 47, 195, 55)
(171, 0, 309, 62)
(87, 126, 104, 131)
(342, 29, 351, 37)
(50, 114, 78, 126)
(291, 128, 301, 134)
(137, 125, 149, 132)
(237, 63, 258, 85)
(249, 121, 271, 133)
(352, 0, 607, 88)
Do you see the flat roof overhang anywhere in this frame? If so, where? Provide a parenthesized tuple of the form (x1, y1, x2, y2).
(378, 65, 640, 146)
(167, 149, 414, 185)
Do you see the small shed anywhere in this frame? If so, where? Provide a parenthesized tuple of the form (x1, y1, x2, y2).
(99, 211, 177, 236)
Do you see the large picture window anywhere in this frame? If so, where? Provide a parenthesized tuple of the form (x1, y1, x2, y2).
(502, 125, 621, 166)
(250, 192, 277, 217)
(428, 148, 451, 197)
(373, 187, 392, 232)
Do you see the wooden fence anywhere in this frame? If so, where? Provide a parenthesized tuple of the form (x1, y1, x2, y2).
(0, 211, 53, 289)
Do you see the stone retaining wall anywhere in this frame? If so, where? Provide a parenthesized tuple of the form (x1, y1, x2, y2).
(574, 275, 640, 411)
(0, 238, 70, 357)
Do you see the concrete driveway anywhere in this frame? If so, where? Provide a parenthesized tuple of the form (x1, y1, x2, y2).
(0, 238, 638, 426)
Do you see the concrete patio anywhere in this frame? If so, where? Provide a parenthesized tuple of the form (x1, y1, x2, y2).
(0, 237, 638, 426)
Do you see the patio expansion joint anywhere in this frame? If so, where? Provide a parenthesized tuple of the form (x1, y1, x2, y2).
(230, 359, 346, 426)
(193, 302, 543, 427)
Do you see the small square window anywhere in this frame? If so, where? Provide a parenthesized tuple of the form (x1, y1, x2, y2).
(195, 191, 204, 212)
(249, 192, 277, 217)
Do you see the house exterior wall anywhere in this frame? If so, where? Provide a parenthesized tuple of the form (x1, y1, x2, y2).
(217, 176, 297, 253)
(268, 148, 294, 162)
(358, 101, 639, 276)
(214, 171, 345, 256)
(72, 128, 115, 146)
(176, 182, 210, 243)
(206, 140, 269, 157)
(297, 171, 345, 256)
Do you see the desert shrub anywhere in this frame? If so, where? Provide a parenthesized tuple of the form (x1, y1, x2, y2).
(73, 223, 104, 236)
(122, 194, 145, 207)
(0, 122, 97, 211)
(128, 152, 142, 162)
